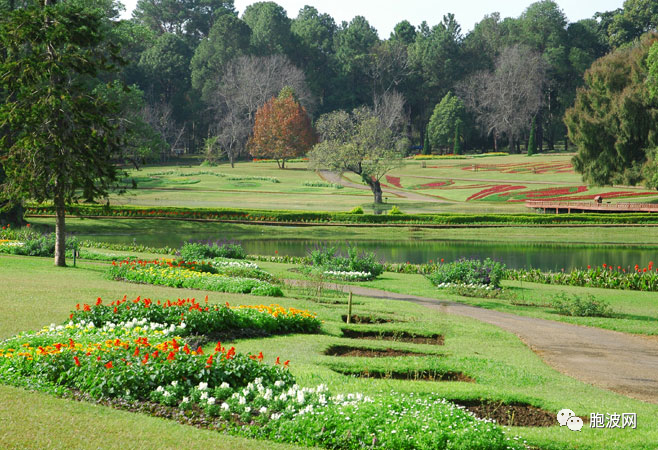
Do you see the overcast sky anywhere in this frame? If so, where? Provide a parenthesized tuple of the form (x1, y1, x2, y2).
(119, 0, 625, 37)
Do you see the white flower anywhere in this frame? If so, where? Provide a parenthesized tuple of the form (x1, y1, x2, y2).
(296, 391, 305, 404)
(170, 380, 178, 387)
(156, 386, 165, 393)
(162, 391, 171, 398)
(198, 382, 208, 390)
(200, 392, 208, 400)
(207, 397, 216, 405)
(274, 380, 285, 388)
(220, 382, 230, 389)
(182, 397, 190, 404)
(259, 407, 268, 414)
(244, 406, 251, 413)
(263, 389, 273, 401)
(270, 412, 282, 420)
(221, 402, 230, 411)
(238, 396, 246, 405)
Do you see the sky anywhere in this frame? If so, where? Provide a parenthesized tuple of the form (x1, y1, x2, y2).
(119, 0, 626, 37)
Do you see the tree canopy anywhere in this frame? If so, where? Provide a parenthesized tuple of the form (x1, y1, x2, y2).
(0, 2, 127, 265)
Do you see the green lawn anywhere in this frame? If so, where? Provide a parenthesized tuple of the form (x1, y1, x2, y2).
(1, 254, 658, 449)
(100, 155, 658, 214)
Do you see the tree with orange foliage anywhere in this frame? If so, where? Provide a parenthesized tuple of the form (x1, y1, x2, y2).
(249, 88, 316, 169)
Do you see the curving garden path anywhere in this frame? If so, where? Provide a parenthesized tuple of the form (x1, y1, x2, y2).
(286, 279, 658, 404)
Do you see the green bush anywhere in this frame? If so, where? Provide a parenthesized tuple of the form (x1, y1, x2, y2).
(179, 241, 246, 260)
(347, 206, 364, 214)
(0, 232, 78, 257)
(427, 258, 506, 288)
(388, 205, 403, 215)
(308, 246, 384, 280)
(552, 293, 613, 317)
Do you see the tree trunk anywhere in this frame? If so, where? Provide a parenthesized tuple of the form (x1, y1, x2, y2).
(229, 154, 235, 168)
(565, 138, 569, 152)
(54, 195, 66, 267)
(537, 110, 544, 153)
(493, 133, 498, 152)
(367, 178, 383, 204)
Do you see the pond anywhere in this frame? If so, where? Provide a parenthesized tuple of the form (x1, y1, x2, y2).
(75, 231, 657, 271)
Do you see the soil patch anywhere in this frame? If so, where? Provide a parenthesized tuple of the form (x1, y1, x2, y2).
(341, 329, 444, 345)
(452, 400, 556, 427)
(325, 345, 431, 358)
(341, 314, 396, 324)
(334, 369, 474, 382)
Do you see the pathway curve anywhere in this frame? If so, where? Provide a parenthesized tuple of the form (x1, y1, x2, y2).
(286, 279, 658, 404)
(319, 171, 451, 203)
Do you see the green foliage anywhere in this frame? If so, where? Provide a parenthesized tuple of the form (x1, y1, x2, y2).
(108, 260, 282, 297)
(422, 131, 431, 155)
(0, 233, 78, 257)
(347, 206, 364, 214)
(527, 117, 537, 156)
(427, 258, 506, 288)
(70, 296, 320, 336)
(453, 119, 463, 155)
(552, 293, 613, 317)
(388, 205, 403, 215)
(302, 181, 343, 189)
(179, 241, 246, 260)
(508, 263, 658, 292)
(242, 1, 292, 56)
(428, 92, 467, 151)
(308, 246, 384, 280)
(566, 33, 658, 187)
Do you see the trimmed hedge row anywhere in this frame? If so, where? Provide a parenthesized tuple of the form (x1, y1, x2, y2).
(25, 204, 658, 225)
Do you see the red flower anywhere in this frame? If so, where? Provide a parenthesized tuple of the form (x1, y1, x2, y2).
(587, 265, 591, 269)
(167, 351, 176, 361)
(152, 350, 159, 359)
(214, 341, 223, 353)
(133, 347, 140, 357)
(70, 313, 74, 320)
(96, 356, 101, 361)
(603, 264, 607, 268)
(83, 304, 91, 312)
(68, 338, 75, 348)
(113, 307, 118, 314)
(196, 347, 204, 355)
(54, 343, 63, 351)
(142, 354, 149, 365)
(96, 297, 102, 306)
(26, 224, 30, 228)
(257, 351, 263, 361)
(206, 355, 214, 367)
(74, 356, 80, 367)
(76, 304, 80, 310)
(183, 344, 190, 355)
(105, 361, 113, 369)
(226, 347, 235, 360)
(275, 356, 280, 365)
(283, 360, 290, 368)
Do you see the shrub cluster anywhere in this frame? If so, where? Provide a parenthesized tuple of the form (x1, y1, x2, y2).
(0, 231, 78, 257)
(307, 246, 384, 281)
(179, 241, 246, 260)
(427, 258, 506, 289)
(551, 293, 613, 317)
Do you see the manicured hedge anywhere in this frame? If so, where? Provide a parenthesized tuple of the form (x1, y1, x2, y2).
(25, 204, 658, 225)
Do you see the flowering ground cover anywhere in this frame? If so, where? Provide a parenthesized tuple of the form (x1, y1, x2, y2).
(108, 259, 283, 296)
(460, 162, 574, 174)
(0, 297, 526, 450)
(508, 262, 658, 292)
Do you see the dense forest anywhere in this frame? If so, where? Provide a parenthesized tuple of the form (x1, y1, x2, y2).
(1, 0, 657, 165)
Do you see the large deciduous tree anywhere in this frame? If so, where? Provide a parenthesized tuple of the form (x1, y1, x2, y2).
(0, 3, 126, 266)
(428, 92, 467, 152)
(249, 89, 316, 169)
(309, 107, 407, 204)
(566, 33, 658, 187)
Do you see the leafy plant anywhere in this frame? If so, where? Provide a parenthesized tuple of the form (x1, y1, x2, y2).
(427, 258, 506, 288)
(179, 241, 246, 260)
(388, 205, 403, 215)
(552, 293, 613, 317)
(307, 246, 384, 280)
(347, 206, 364, 214)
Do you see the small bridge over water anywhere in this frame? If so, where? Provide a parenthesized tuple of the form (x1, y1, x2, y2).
(525, 200, 658, 214)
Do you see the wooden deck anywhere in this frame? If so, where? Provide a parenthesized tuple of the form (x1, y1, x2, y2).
(525, 200, 658, 213)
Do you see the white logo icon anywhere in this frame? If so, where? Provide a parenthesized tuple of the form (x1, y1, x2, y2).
(567, 416, 584, 432)
(557, 409, 583, 431)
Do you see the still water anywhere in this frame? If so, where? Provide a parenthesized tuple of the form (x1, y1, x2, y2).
(78, 232, 657, 271)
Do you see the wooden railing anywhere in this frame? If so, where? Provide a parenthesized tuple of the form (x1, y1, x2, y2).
(525, 201, 658, 213)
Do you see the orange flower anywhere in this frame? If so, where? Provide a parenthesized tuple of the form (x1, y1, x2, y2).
(226, 347, 235, 360)
(214, 341, 223, 353)
(275, 356, 280, 365)
(105, 361, 113, 369)
(196, 347, 204, 355)
(83, 304, 91, 312)
(283, 360, 290, 368)
(167, 351, 176, 361)
(206, 355, 214, 367)
(96, 297, 102, 306)
(133, 347, 140, 357)
(142, 354, 149, 365)
(257, 351, 263, 362)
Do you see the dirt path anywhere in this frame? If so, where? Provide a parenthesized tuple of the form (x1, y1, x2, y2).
(286, 279, 658, 404)
(319, 171, 451, 203)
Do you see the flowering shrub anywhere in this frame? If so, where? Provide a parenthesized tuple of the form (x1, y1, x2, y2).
(180, 241, 246, 260)
(551, 293, 613, 317)
(307, 246, 384, 280)
(0, 232, 78, 257)
(508, 262, 658, 292)
(108, 260, 282, 296)
(428, 258, 506, 289)
(70, 296, 321, 336)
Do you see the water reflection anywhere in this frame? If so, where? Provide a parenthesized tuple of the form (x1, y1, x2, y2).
(79, 232, 657, 271)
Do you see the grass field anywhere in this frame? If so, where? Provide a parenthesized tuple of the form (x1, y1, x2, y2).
(105, 154, 658, 214)
(2, 254, 658, 449)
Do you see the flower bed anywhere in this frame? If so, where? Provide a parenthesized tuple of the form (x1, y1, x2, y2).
(70, 296, 321, 337)
(508, 262, 658, 291)
(108, 259, 283, 297)
(322, 270, 373, 281)
(385, 175, 403, 188)
(0, 302, 526, 449)
(306, 247, 384, 281)
(427, 258, 506, 289)
(467, 185, 526, 201)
